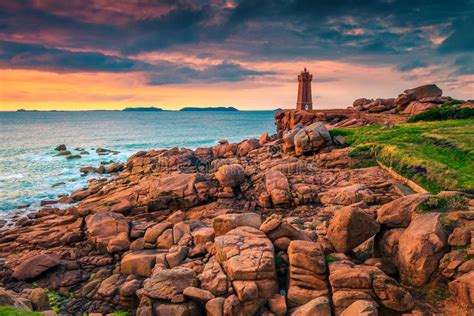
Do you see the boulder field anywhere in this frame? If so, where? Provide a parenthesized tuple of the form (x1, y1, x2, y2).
(0, 116, 473, 315)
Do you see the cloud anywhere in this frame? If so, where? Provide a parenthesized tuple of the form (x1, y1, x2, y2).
(439, 18, 474, 53)
(0, 0, 473, 89)
(0, 41, 141, 72)
(147, 62, 274, 85)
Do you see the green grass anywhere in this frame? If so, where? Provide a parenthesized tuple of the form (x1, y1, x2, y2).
(331, 119, 474, 193)
(407, 106, 474, 122)
(0, 307, 40, 316)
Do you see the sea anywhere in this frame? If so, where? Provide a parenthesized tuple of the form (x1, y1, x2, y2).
(0, 110, 276, 219)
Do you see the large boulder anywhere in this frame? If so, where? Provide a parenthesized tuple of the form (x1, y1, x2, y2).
(215, 226, 278, 315)
(327, 206, 380, 253)
(0, 288, 32, 311)
(215, 164, 245, 188)
(213, 213, 261, 236)
(121, 250, 161, 277)
(449, 271, 474, 308)
(265, 170, 290, 206)
(12, 254, 60, 281)
(143, 267, 197, 300)
(397, 213, 447, 286)
(212, 141, 237, 158)
(294, 122, 332, 156)
(329, 261, 414, 314)
(144, 173, 208, 211)
(85, 212, 129, 253)
(237, 139, 260, 156)
(291, 297, 331, 316)
(377, 194, 430, 227)
(199, 257, 228, 296)
(287, 240, 328, 307)
(404, 84, 442, 99)
(319, 184, 374, 206)
(402, 101, 440, 116)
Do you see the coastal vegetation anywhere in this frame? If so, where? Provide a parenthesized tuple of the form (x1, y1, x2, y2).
(407, 105, 474, 122)
(331, 118, 474, 193)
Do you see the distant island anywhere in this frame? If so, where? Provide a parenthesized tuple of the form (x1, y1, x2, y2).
(179, 106, 239, 112)
(123, 107, 163, 112)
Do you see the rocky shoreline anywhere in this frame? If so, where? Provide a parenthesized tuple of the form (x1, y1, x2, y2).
(0, 106, 473, 316)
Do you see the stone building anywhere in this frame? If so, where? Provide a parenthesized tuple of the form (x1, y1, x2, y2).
(296, 68, 313, 111)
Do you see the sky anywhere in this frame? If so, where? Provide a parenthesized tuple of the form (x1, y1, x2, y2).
(0, 0, 473, 111)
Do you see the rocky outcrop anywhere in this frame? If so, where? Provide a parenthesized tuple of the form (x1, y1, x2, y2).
(352, 84, 450, 116)
(1, 125, 472, 315)
(215, 226, 278, 314)
(329, 261, 414, 314)
(397, 213, 447, 286)
(327, 206, 380, 253)
(287, 240, 328, 307)
(12, 254, 60, 281)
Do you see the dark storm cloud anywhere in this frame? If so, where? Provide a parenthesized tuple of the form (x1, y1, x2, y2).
(0, 41, 141, 72)
(0, 40, 272, 83)
(0, 0, 473, 80)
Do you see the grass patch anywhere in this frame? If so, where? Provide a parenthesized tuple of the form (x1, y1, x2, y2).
(417, 194, 467, 214)
(114, 311, 131, 316)
(324, 255, 337, 264)
(332, 119, 474, 193)
(0, 307, 40, 315)
(408, 106, 474, 122)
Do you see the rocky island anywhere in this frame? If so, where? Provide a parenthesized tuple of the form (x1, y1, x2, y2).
(0, 77, 473, 316)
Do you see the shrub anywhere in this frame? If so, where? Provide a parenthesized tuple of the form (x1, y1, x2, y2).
(408, 106, 474, 122)
(441, 99, 464, 107)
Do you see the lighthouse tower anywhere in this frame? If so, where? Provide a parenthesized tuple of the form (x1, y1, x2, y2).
(296, 68, 313, 111)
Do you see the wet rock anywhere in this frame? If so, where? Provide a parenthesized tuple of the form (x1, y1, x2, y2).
(12, 254, 60, 281)
(327, 206, 380, 253)
(55, 144, 66, 151)
(397, 212, 447, 286)
(65, 154, 81, 159)
(54, 150, 71, 156)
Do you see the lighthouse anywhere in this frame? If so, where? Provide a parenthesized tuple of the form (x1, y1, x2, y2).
(296, 68, 313, 111)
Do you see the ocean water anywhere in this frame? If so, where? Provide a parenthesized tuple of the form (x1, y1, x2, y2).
(0, 111, 275, 218)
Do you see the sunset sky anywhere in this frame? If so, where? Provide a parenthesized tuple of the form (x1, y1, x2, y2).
(1, 0, 473, 111)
